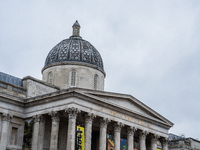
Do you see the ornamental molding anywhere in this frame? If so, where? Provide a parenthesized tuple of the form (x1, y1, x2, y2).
(2, 113, 13, 122)
(42, 61, 106, 76)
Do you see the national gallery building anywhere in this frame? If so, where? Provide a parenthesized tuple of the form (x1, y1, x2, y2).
(0, 21, 173, 150)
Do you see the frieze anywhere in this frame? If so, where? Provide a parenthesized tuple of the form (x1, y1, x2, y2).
(98, 106, 151, 128)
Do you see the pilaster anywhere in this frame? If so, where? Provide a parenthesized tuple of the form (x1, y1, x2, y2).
(0, 113, 13, 150)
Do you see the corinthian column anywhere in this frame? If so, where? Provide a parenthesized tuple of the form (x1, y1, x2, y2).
(0, 113, 13, 150)
(38, 116, 46, 150)
(150, 134, 159, 150)
(161, 137, 169, 150)
(65, 107, 80, 150)
(99, 118, 110, 150)
(114, 122, 124, 150)
(49, 111, 60, 150)
(32, 115, 42, 150)
(85, 113, 96, 150)
(139, 130, 148, 150)
(127, 126, 136, 150)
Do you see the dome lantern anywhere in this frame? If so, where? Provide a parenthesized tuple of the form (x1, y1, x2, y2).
(72, 20, 81, 36)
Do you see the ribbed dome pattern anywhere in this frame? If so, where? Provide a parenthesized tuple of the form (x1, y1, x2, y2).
(44, 36, 104, 71)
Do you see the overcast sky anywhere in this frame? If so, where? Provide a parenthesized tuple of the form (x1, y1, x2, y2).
(0, 0, 200, 139)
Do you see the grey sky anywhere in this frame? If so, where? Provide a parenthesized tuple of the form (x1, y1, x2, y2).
(0, 0, 200, 139)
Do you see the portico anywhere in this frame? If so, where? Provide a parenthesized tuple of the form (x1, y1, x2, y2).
(26, 88, 172, 150)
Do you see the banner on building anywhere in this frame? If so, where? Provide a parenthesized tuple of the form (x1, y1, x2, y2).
(76, 126, 85, 150)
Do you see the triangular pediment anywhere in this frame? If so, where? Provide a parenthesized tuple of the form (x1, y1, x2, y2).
(73, 89, 173, 128)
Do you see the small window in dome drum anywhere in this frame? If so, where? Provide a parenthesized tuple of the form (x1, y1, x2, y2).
(71, 69, 76, 87)
(48, 71, 53, 84)
(94, 74, 98, 90)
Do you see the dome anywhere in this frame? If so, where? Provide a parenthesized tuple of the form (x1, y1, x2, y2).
(43, 21, 104, 73)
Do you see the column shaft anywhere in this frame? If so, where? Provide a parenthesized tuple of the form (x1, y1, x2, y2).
(67, 116, 76, 150)
(114, 122, 123, 150)
(85, 121, 92, 150)
(127, 127, 135, 150)
(85, 113, 95, 150)
(162, 138, 169, 150)
(163, 143, 168, 150)
(139, 131, 148, 150)
(99, 119, 108, 150)
(38, 117, 46, 150)
(150, 135, 159, 150)
(66, 107, 80, 150)
(127, 134, 133, 150)
(0, 114, 12, 150)
(49, 112, 60, 150)
(32, 121, 40, 150)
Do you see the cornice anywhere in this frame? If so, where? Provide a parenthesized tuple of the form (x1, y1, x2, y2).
(41, 61, 106, 77)
(0, 92, 25, 107)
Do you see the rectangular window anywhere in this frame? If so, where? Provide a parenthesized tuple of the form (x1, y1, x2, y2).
(11, 127, 18, 145)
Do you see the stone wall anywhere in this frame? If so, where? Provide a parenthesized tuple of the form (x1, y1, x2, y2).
(23, 76, 59, 98)
(0, 81, 26, 98)
(42, 64, 105, 91)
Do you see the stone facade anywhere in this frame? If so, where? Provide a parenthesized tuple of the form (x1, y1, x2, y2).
(0, 21, 173, 150)
(169, 134, 200, 150)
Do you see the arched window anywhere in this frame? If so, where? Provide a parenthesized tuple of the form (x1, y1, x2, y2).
(70, 69, 76, 87)
(94, 74, 98, 90)
(48, 71, 53, 84)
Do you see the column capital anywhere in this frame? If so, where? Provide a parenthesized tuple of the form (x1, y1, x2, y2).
(49, 111, 60, 122)
(33, 114, 46, 123)
(2, 113, 13, 122)
(127, 126, 137, 135)
(161, 137, 169, 146)
(139, 130, 148, 141)
(65, 107, 80, 119)
(85, 113, 96, 124)
(114, 122, 124, 132)
(99, 118, 110, 128)
(151, 134, 160, 144)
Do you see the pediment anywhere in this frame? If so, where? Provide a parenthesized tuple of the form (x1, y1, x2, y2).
(76, 90, 173, 127)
